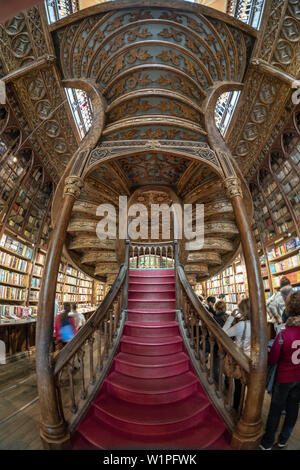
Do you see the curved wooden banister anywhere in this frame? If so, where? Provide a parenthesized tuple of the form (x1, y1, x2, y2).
(54, 263, 127, 375)
(177, 264, 250, 374)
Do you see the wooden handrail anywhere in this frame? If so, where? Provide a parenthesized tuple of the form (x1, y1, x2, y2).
(54, 263, 127, 375)
(177, 264, 250, 373)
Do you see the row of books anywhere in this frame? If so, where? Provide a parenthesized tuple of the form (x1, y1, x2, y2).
(78, 280, 93, 288)
(222, 267, 233, 277)
(0, 234, 33, 259)
(265, 291, 271, 301)
(65, 275, 78, 286)
(0, 268, 27, 286)
(267, 237, 300, 261)
(31, 277, 41, 288)
(36, 253, 45, 265)
(272, 271, 300, 287)
(222, 285, 237, 294)
(77, 287, 93, 294)
(62, 294, 92, 302)
(66, 266, 79, 277)
(222, 276, 235, 286)
(0, 285, 27, 300)
(0, 304, 32, 317)
(33, 265, 43, 277)
(28, 291, 39, 300)
(0, 252, 30, 272)
(263, 279, 270, 290)
(270, 253, 300, 273)
(207, 280, 222, 288)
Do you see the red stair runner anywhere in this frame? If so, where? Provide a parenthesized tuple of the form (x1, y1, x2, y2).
(72, 269, 231, 449)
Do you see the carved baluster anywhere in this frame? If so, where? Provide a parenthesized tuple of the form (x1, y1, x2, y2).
(88, 334, 95, 385)
(137, 247, 140, 268)
(103, 314, 109, 358)
(195, 317, 200, 360)
(68, 359, 77, 414)
(200, 324, 207, 371)
(237, 373, 247, 418)
(190, 314, 195, 349)
(109, 308, 113, 347)
(224, 355, 234, 411)
(170, 245, 174, 267)
(113, 300, 118, 337)
(98, 323, 103, 370)
(160, 246, 162, 268)
(216, 345, 225, 398)
(78, 347, 87, 400)
(208, 332, 216, 385)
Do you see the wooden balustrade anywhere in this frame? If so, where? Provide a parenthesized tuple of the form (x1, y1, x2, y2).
(176, 262, 251, 435)
(129, 242, 175, 269)
(51, 262, 127, 436)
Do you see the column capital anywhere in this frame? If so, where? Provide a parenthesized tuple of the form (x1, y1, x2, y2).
(224, 176, 243, 199)
(64, 175, 84, 199)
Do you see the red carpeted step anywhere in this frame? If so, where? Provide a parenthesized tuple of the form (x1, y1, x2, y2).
(105, 371, 199, 405)
(114, 351, 190, 378)
(129, 290, 175, 300)
(92, 390, 212, 436)
(73, 410, 229, 450)
(127, 309, 175, 322)
(120, 335, 182, 356)
(128, 298, 176, 310)
(129, 269, 174, 278)
(124, 321, 179, 338)
(129, 281, 175, 291)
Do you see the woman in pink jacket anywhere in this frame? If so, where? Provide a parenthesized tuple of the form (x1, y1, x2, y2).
(260, 290, 300, 449)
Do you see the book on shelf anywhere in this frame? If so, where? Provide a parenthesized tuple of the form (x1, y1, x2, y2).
(0, 233, 33, 259)
(0, 252, 30, 272)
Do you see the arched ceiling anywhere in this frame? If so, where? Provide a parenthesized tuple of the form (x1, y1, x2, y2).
(53, 3, 255, 141)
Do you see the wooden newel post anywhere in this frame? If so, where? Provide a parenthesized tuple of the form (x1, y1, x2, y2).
(224, 176, 268, 450)
(36, 176, 83, 449)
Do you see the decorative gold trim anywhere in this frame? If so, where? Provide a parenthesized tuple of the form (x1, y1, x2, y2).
(64, 176, 84, 199)
(224, 177, 243, 199)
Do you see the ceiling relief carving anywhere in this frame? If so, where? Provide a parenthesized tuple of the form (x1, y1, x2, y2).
(228, 68, 290, 176)
(0, 6, 79, 179)
(227, 0, 300, 178)
(117, 153, 190, 186)
(86, 140, 221, 175)
(53, 6, 255, 142)
(12, 66, 78, 173)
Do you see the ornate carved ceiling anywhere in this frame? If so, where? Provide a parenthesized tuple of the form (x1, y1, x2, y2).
(0, 7, 79, 180)
(227, 0, 300, 181)
(52, 4, 255, 141)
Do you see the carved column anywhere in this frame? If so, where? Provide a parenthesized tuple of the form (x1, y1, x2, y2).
(36, 176, 83, 449)
(223, 176, 268, 450)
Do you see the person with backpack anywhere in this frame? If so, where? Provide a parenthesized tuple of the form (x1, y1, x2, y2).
(54, 302, 77, 349)
(260, 290, 300, 450)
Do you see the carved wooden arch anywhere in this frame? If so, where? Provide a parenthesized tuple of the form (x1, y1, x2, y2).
(202, 80, 253, 217)
(82, 144, 224, 181)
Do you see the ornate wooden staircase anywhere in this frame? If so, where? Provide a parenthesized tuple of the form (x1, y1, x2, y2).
(71, 268, 230, 450)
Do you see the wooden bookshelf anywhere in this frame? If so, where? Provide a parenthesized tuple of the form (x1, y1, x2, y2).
(55, 260, 95, 308)
(249, 129, 300, 302)
(205, 255, 248, 312)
